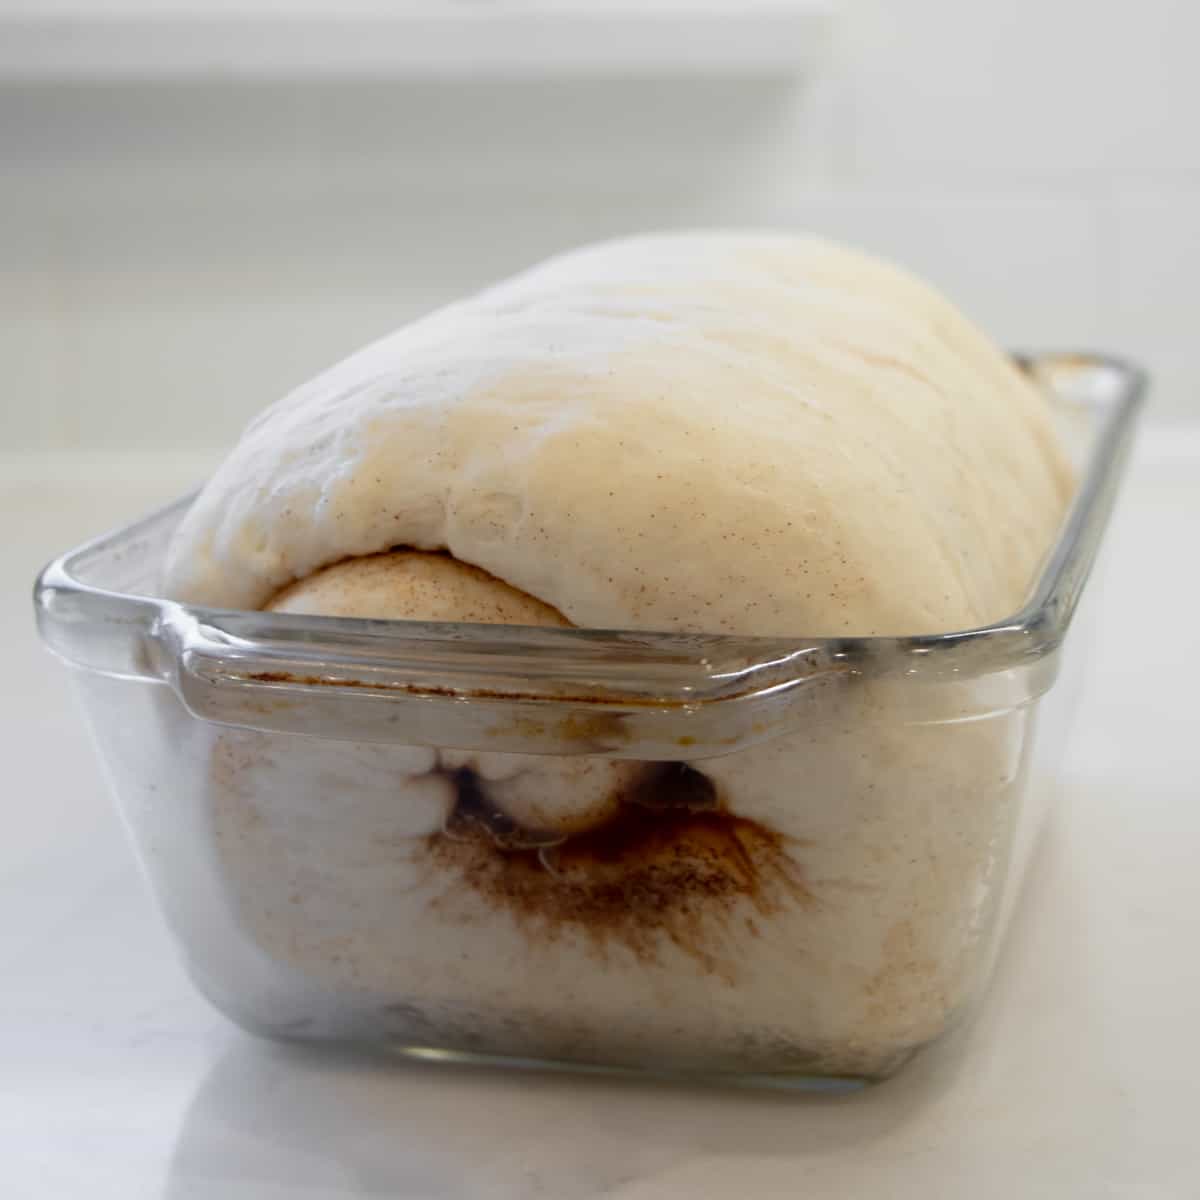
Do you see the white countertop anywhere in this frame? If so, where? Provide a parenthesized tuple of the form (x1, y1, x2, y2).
(3, 438, 1198, 1199)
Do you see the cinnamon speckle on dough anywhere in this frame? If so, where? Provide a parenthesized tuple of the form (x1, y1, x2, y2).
(163, 233, 1071, 637)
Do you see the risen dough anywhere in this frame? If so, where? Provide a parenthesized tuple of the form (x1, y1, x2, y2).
(160, 233, 1073, 1078)
(164, 232, 1071, 635)
(268, 549, 569, 627)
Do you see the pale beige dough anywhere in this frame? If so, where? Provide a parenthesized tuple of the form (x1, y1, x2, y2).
(164, 232, 1072, 637)
(162, 233, 1072, 1076)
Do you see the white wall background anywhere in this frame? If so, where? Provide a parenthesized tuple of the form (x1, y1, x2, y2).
(2, 0, 1197, 454)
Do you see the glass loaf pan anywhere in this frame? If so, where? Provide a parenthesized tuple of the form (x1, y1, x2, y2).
(35, 352, 1144, 1085)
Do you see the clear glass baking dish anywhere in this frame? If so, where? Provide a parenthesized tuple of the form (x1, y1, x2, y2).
(34, 352, 1143, 1086)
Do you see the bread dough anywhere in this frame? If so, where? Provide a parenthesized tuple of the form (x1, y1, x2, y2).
(161, 234, 1072, 1077)
(164, 232, 1072, 636)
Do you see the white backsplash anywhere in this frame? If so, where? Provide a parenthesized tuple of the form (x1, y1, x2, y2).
(2, 0, 1196, 452)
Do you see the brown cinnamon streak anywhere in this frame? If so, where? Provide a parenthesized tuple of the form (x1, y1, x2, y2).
(423, 762, 811, 978)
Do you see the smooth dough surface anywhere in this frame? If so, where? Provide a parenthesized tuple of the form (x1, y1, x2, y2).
(164, 232, 1073, 635)
(268, 550, 569, 627)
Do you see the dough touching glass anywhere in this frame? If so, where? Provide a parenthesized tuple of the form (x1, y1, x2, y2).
(161, 233, 1073, 1077)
